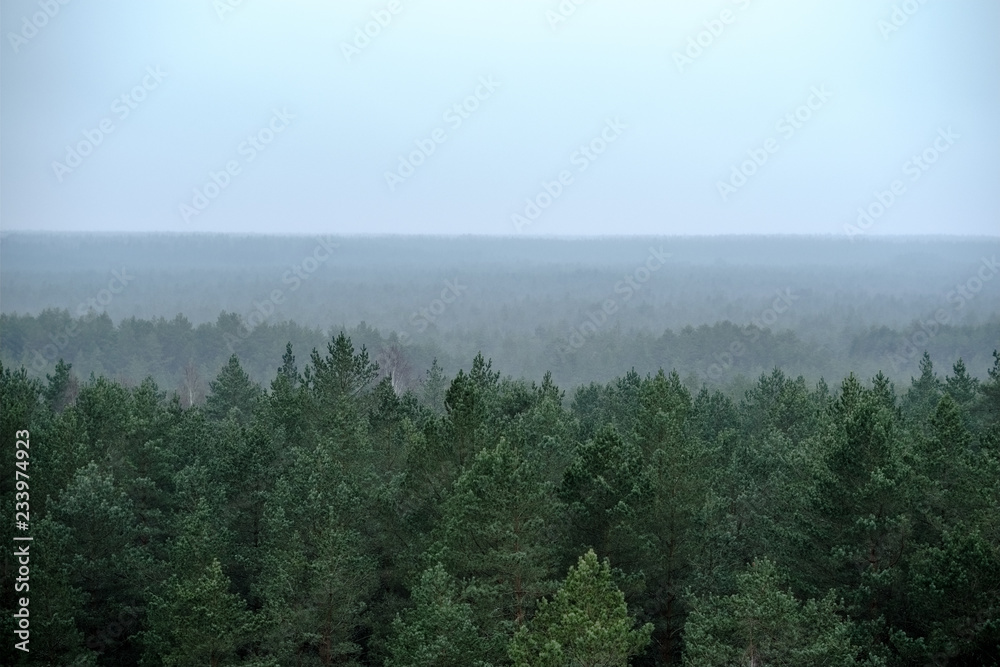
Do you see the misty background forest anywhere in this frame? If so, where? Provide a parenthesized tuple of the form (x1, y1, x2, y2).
(2, 235, 998, 396)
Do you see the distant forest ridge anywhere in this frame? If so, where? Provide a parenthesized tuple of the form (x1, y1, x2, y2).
(2, 232, 997, 272)
(1, 233, 997, 393)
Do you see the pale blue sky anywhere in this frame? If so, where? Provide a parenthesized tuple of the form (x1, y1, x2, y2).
(1, 0, 997, 236)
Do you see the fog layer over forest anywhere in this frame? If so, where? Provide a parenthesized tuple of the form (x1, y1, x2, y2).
(2, 234, 997, 396)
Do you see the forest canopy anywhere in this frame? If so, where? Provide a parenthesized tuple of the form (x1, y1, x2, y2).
(1, 334, 998, 665)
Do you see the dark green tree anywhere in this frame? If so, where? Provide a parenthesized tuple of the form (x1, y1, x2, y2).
(435, 437, 563, 647)
(143, 559, 256, 667)
(682, 560, 860, 667)
(509, 549, 652, 667)
(43, 358, 79, 412)
(205, 354, 262, 424)
(560, 426, 650, 569)
(305, 331, 379, 405)
(944, 358, 979, 411)
(304, 332, 379, 443)
(811, 374, 912, 661)
(634, 370, 711, 663)
(41, 463, 151, 665)
(268, 342, 311, 445)
(901, 352, 941, 431)
(420, 358, 449, 415)
(384, 564, 489, 667)
(442, 353, 500, 469)
(979, 350, 1000, 432)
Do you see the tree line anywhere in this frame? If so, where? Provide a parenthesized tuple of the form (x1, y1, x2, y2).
(1, 336, 998, 665)
(2, 309, 997, 403)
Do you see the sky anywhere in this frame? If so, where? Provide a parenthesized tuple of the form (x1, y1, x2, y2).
(1, 0, 998, 237)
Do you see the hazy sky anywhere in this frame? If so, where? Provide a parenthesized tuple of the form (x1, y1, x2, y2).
(1, 0, 997, 236)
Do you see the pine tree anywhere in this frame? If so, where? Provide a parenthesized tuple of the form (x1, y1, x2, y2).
(442, 353, 500, 469)
(897, 526, 1000, 665)
(304, 331, 379, 441)
(305, 331, 379, 404)
(385, 564, 489, 667)
(901, 352, 942, 430)
(682, 559, 860, 667)
(944, 358, 979, 411)
(979, 350, 1000, 432)
(922, 394, 972, 498)
(268, 342, 312, 448)
(635, 370, 710, 663)
(256, 477, 378, 665)
(24, 517, 96, 665)
(812, 374, 912, 659)
(435, 438, 563, 657)
(509, 549, 652, 667)
(143, 559, 256, 667)
(897, 392, 1000, 664)
(420, 358, 448, 415)
(367, 375, 409, 475)
(43, 358, 79, 412)
(560, 426, 650, 567)
(42, 463, 151, 665)
(205, 354, 262, 424)
(504, 371, 573, 488)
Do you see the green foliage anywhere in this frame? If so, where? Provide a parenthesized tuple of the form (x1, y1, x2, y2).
(205, 354, 262, 423)
(560, 426, 650, 563)
(435, 437, 562, 651)
(683, 559, 861, 667)
(895, 526, 1000, 664)
(143, 559, 255, 667)
(43, 358, 79, 412)
(442, 353, 499, 469)
(27, 517, 97, 665)
(44, 464, 151, 656)
(819, 375, 912, 602)
(901, 352, 941, 429)
(944, 358, 979, 411)
(420, 357, 449, 415)
(384, 564, 490, 667)
(634, 370, 712, 662)
(305, 331, 379, 404)
(256, 471, 378, 665)
(269, 342, 310, 444)
(2, 344, 998, 666)
(509, 549, 652, 667)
